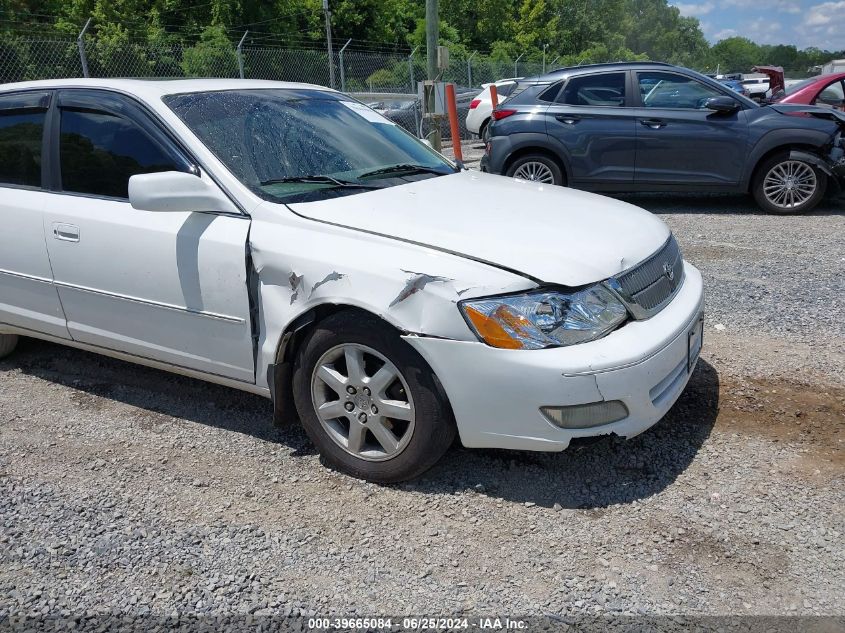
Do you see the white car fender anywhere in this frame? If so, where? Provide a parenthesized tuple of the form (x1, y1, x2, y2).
(247, 202, 536, 393)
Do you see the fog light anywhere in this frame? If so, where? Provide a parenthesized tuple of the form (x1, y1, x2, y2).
(541, 401, 629, 429)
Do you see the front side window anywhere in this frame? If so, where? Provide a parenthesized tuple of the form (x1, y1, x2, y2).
(60, 109, 180, 198)
(639, 72, 724, 110)
(558, 73, 626, 107)
(165, 89, 455, 204)
(0, 110, 44, 187)
(817, 81, 845, 109)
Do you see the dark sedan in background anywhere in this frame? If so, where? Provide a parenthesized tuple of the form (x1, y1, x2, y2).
(481, 62, 845, 214)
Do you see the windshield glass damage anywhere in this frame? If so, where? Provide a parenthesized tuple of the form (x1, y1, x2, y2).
(164, 88, 455, 203)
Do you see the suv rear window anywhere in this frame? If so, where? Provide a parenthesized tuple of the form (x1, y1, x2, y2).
(558, 73, 626, 107)
(497, 83, 516, 98)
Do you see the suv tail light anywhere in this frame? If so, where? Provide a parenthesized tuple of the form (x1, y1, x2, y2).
(469, 99, 481, 109)
(492, 109, 516, 121)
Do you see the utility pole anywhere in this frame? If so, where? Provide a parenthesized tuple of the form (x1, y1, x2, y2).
(542, 44, 548, 73)
(425, 0, 439, 81)
(425, 0, 441, 151)
(323, 0, 335, 89)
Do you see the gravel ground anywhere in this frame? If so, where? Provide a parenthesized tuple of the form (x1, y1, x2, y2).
(1, 191, 843, 628)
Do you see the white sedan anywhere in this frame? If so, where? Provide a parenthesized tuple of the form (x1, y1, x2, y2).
(0, 78, 704, 482)
(466, 78, 520, 139)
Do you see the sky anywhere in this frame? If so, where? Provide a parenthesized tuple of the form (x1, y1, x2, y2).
(670, 0, 845, 50)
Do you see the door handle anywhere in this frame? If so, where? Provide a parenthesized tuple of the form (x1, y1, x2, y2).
(52, 223, 80, 242)
(640, 119, 666, 129)
(555, 115, 580, 124)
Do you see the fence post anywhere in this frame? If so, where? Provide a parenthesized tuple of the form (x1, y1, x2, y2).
(514, 52, 524, 77)
(237, 30, 248, 79)
(322, 0, 335, 88)
(467, 50, 477, 88)
(338, 38, 352, 92)
(77, 18, 92, 78)
(408, 45, 419, 93)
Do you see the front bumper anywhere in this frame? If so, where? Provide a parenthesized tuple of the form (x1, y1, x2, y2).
(404, 262, 704, 451)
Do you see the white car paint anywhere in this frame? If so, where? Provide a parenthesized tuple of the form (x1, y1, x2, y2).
(465, 79, 519, 136)
(741, 76, 770, 100)
(0, 78, 704, 461)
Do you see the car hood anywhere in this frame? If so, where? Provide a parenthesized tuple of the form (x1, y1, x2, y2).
(287, 171, 670, 287)
(768, 104, 845, 126)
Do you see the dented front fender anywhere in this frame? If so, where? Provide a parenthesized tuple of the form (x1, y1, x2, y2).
(247, 201, 536, 392)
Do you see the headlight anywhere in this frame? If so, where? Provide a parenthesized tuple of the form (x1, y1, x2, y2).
(460, 285, 628, 350)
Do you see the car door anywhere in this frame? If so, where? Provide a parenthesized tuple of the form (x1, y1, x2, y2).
(41, 89, 255, 383)
(544, 71, 636, 185)
(0, 90, 70, 340)
(632, 71, 748, 186)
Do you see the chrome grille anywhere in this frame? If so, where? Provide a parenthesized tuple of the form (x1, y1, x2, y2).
(607, 235, 684, 319)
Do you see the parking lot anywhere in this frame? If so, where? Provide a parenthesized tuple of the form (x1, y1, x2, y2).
(1, 191, 843, 622)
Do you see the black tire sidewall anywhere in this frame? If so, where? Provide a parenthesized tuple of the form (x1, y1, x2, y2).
(0, 334, 18, 359)
(752, 154, 827, 215)
(506, 154, 564, 185)
(292, 312, 456, 483)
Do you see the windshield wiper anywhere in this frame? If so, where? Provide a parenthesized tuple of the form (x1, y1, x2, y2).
(260, 174, 383, 189)
(358, 164, 453, 179)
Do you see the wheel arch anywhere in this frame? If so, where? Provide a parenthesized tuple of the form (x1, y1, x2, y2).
(268, 303, 424, 427)
(502, 146, 569, 184)
(745, 128, 833, 191)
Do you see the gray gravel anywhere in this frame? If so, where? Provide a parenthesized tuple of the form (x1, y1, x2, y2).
(1, 193, 844, 627)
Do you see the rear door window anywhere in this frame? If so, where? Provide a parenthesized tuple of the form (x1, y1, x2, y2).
(558, 73, 627, 107)
(0, 111, 44, 187)
(0, 92, 49, 188)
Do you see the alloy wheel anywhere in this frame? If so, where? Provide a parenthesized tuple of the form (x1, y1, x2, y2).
(310, 343, 415, 462)
(513, 161, 555, 184)
(763, 160, 817, 210)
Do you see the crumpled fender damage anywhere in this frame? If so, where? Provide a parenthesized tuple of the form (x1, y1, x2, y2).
(247, 202, 536, 393)
(772, 104, 845, 187)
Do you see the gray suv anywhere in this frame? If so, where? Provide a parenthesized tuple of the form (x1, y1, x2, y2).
(480, 62, 845, 214)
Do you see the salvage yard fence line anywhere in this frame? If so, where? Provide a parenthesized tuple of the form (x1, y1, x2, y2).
(0, 36, 547, 93)
(1, 35, 542, 141)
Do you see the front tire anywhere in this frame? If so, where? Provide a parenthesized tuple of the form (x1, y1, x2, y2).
(506, 153, 564, 185)
(0, 334, 18, 359)
(292, 312, 456, 483)
(752, 153, 826, 215)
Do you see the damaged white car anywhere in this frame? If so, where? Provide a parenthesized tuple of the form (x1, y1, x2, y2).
(0, 79, 704, 482)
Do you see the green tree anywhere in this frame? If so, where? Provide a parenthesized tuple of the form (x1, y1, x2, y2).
(710, 37, 762, 73)
(181, 24, 238, 77)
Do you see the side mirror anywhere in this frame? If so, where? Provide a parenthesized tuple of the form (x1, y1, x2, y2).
(128, 171, 239, 214)
(705, 96, 740, 114)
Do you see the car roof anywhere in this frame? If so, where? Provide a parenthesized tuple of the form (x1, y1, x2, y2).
(0, 77, 335, 100)
(527, 61, 676, 83)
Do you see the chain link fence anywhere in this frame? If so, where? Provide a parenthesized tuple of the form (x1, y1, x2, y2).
(0, 36, 549, 140)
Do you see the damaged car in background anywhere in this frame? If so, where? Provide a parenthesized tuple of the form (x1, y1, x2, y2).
(482, 62, 845, 215)
(1, 79, 703, 482)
